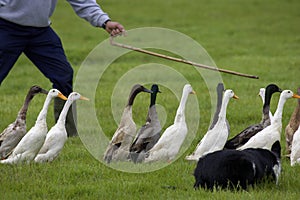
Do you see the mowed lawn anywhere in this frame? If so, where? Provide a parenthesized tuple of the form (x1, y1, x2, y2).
(1, 0, 300, 199)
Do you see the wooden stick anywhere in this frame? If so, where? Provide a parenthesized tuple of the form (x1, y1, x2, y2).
(110, 37, 259, 79)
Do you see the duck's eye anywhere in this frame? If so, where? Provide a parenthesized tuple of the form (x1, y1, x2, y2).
(288, 91, 291, 93)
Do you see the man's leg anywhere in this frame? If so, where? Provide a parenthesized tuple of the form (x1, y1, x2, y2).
(24, 26, 78, 137)
(0, 18, 26, 85)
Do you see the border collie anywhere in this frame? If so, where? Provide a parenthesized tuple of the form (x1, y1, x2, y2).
(193, 141, 281, 190)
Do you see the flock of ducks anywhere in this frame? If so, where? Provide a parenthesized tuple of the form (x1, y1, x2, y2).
(102, 83, 300, 167)
(0, 86, 48, 159)
(1, 83, 300, 167)
(0, 86, 88, 164)
(103, 84, 196, 163)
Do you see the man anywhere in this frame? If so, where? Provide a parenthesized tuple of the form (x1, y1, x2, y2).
(0, 0, 125, 136)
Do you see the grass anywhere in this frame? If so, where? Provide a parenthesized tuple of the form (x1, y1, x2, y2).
(1, 0, 300, 199)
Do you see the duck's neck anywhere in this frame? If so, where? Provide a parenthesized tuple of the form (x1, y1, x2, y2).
(124, 89, 139, 123)
(36, 96, 52, 123)
(127, 90, 140, 106)
(261, 95, 265, 104)
(290, 100, 300, 123)
(120, 106, 133, 126)
(261, 105, 271, 126)
(18, 92, 35, 121)
(293, 92, 300, 123)
(217, 95, 230, 122)
(174, 91, 189, 123)
(264, 89, 272, 107)
(210, 90, 223, 129)
(296, 98, 300, 114)
(57, 99, 74, 125)
(272, 96, 287, 124)
(262, 89, 273, 121)
(150, 92, 157, 107)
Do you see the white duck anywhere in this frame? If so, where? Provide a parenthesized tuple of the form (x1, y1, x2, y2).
(144, 84, 195, 163)
(103, 84, 152, 163)
(185, 89, 238, 161)
(1, 89, 67, 164)
(238, 90, 300, 151)
(291, 123, 300, 166)
(0, 85, 48, 159)
(34, 92, 89, 163)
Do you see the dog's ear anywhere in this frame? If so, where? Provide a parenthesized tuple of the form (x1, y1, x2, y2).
(271, 141, 281, 159)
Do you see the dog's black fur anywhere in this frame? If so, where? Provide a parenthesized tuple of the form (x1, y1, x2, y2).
(193, 141, 281, 190)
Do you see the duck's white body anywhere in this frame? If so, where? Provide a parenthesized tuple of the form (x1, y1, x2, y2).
(34, 121, 66, 163)
(1, 89, 67, 164)
(259, 88, 274, 123)
(185, 90, 238, 161)
(291, 124, 300, 166)
(238, 90, 300, 151)
(144, 84, 195, 162)
(35, 92, 88, 163)
(237, 120, 282, 151)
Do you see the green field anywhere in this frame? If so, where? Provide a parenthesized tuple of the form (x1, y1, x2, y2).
(1, 0, 300, 199)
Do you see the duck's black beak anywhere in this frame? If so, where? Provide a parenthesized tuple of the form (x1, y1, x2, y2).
(143, 88, 153, 93)
(41, 89, 48, 94)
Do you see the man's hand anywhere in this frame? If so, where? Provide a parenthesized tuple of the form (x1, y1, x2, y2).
(105, 21, 125, 36)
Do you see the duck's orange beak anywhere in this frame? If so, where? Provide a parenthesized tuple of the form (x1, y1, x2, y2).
(233, 94, 239, 99)
(80, 96, 89, 101)
(58, 92, 68, 100)
(292, 94, 300, 99)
